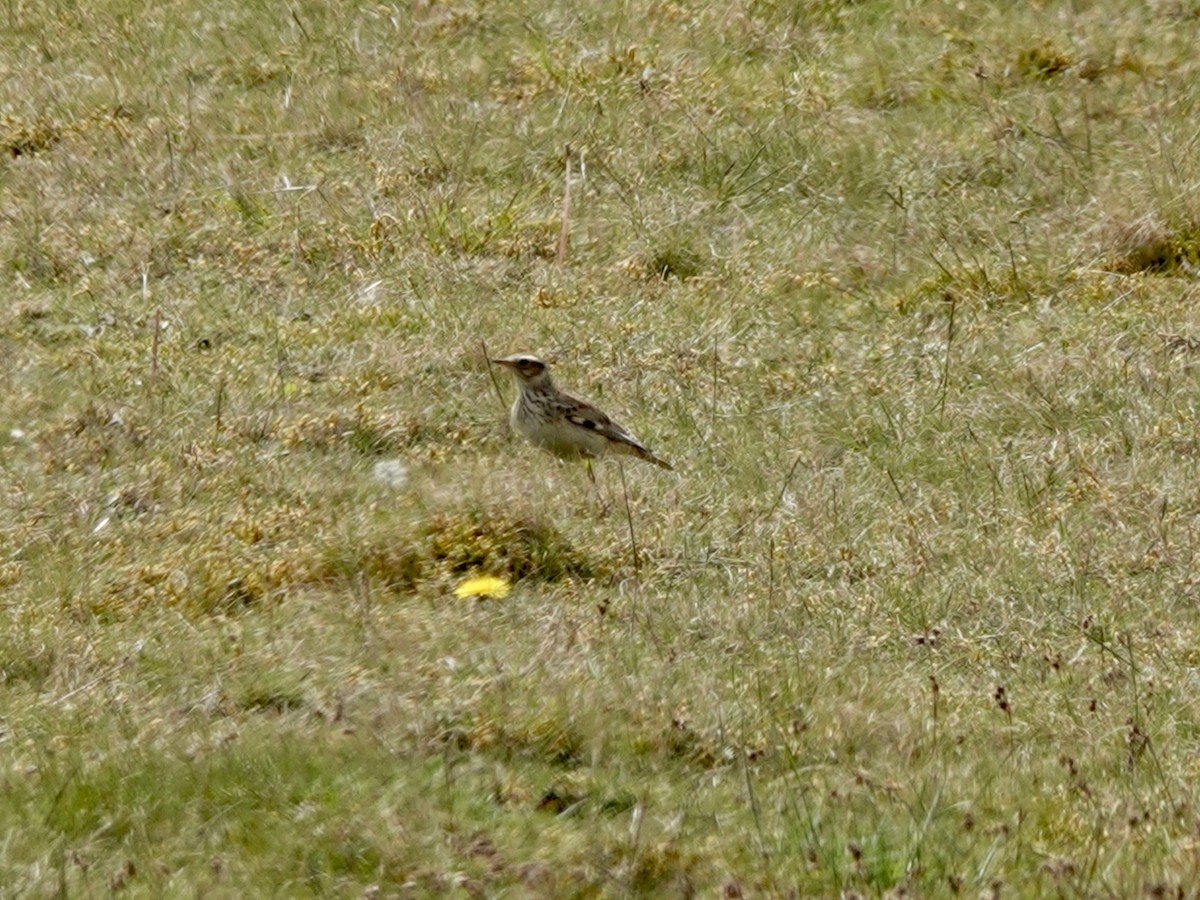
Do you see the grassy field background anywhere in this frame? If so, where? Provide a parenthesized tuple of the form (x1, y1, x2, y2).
(4, 0, 1200, 895)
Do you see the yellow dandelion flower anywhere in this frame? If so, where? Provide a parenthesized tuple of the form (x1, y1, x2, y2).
(454, 575, 511, 600)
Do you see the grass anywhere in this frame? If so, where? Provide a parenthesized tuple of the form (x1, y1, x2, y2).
(4, 0, 1200, 895)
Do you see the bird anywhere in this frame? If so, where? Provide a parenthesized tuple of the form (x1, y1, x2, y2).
(490, 354, 673, 471)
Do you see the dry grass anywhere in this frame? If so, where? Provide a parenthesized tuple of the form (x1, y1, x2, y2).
(5, 0, 1200, 895)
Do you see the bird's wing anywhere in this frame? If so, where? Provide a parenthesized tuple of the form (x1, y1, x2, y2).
(562, 396, 639, 443)
(562, 395, 672, 469)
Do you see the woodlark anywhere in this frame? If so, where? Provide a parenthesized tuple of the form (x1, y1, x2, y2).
(491, 354, 673, 470)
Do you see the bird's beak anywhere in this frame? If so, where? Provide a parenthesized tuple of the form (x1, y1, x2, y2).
(490, 357, 515, 367)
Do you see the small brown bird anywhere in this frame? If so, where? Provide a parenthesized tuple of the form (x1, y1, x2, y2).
(491, 354, 672, 470)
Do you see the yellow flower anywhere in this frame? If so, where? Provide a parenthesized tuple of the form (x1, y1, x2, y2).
(454, 575, 511, 601)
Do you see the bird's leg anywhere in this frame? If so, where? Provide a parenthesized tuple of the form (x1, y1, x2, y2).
(585, 458, 610, 516)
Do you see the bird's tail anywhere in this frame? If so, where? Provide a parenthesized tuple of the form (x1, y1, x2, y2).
(612, 433, 674, 470)
(637, 447, 673, 470)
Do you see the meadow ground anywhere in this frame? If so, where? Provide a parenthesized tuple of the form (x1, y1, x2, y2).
(4, 0, 1200, 896)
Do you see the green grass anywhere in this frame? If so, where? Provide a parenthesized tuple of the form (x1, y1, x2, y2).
(5, 0, 1200, 895)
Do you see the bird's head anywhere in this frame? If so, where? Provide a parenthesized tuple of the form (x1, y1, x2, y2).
(491, 354, 551, 386)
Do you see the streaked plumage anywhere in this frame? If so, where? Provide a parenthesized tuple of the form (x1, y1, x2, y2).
(490, 354, 672, 470)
